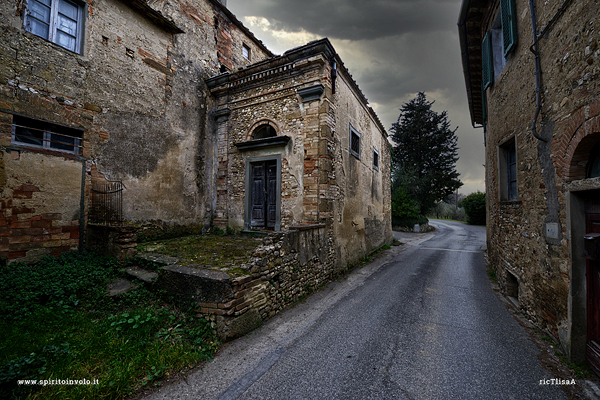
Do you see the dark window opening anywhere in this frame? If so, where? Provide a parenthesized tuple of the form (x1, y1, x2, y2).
(506, 270, 519, 307)
(373, 148, 379, 171)
(242, 44, 251, 60)
(12, 115, 83, 155)
(220, 64, 228, 73)
(587, 141, 600, 179)
(253, 124, 277, 140)
(506, 145, 517, 200)
(499, 138, 517, 201)
(350, 125, 361, 159)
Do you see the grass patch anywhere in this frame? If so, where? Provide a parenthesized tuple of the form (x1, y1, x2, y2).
(487, 265, 497, 282)
(137, 234, 262, 270)
(0, 252, 218, 399)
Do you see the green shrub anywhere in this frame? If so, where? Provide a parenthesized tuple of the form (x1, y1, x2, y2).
(392, 215, 429, 229)
(0, 251, 219, 399)
(0, 252, 117, 322)
(460, 191, 486, 225)
(391, 184, 419, 220)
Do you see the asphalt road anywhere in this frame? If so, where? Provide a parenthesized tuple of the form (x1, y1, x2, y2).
(143, 220, 567, 400)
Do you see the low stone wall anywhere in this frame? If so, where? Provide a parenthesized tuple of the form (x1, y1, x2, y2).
(393, 222, 434, 233)
(145, 224, 339, 340)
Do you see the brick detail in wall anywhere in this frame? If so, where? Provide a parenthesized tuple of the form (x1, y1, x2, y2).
(559, 98, 600, 182)
(0, 184, 79, 260)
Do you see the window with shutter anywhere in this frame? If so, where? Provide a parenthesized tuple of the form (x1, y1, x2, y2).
(481, 31, 493, 90)
(501, 0, 517, 57)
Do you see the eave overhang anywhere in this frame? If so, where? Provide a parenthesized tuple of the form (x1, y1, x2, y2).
(458, 0, 488, 127)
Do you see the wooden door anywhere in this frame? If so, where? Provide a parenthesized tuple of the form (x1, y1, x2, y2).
(266, 162, 277, 229)
(586, 197, 600, 375)
(250, 160, 277, 229)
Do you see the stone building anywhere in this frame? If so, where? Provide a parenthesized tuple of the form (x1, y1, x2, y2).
(206, 38, 392, 269)
(459, 0, 600, 370)
(0, 1, 391, 269)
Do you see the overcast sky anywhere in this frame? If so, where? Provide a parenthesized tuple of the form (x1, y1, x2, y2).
(227, 0, 485, 195)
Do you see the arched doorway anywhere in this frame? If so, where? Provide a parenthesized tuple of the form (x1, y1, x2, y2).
(235, 121, 289, 231)
(566, 129, 600, 369)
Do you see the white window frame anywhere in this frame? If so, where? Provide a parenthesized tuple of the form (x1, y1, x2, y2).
(11, 116, 83, 155)
(349, 124, 361, 159)
(373, 148, 379, 171)
(23, 0, 85, 54)
(242, 44, 251, 60)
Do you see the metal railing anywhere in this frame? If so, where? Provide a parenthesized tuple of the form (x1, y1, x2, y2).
(89, 181, 125, 226)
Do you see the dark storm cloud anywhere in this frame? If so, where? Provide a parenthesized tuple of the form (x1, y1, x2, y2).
(229, 0, 458, 41)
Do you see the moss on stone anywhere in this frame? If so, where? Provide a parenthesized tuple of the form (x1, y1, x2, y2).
(137, 234, 261, 274)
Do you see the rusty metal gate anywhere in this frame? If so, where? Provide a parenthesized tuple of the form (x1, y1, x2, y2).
(89, 181, 124, 225)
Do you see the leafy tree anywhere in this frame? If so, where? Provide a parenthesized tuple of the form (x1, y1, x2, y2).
(390, 92, 462, 215)
(460, 191, 486, 225)
(392, 183, 419, 220)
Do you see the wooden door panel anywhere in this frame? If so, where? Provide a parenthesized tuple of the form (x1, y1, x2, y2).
(266, 161, 277, 228)
(251, 164, 265, 227)
(586, 195, 600, 375)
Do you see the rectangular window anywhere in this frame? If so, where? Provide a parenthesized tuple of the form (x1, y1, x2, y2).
(12, 115, 83, 155)
(24, 0, 84, 54)
(373, 148, 379, 171)
(242, 44, 250, 60)
(349, 125, 361, 159)
(499, 138, 517, 201)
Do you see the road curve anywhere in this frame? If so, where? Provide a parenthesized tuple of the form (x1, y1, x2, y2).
(143, 220, 566, 400)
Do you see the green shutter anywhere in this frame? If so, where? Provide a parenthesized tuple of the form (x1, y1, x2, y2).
(481, 83, 487, 129)
(482, 31, 493, 90)
(501, 0, 517, 56)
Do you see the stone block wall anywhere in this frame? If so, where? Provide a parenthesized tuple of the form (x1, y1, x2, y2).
(477, 0, 600, 353)
(153, 225, 339, 340)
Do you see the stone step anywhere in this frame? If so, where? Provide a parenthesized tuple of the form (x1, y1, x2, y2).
(124, 266, 159, 283)
(107, 278, 137, 296)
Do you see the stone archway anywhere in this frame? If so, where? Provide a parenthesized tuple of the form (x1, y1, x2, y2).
(563, 113, 600, 182)
(245, 119, 280, 141)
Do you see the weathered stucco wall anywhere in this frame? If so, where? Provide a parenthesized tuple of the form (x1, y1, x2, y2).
(332, 70, 392, 266)
(0, 0, 271, 262)
(480, 0, 600, 357)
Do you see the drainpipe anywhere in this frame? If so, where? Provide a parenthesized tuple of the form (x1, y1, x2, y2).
(79, 159, 87, 253)
(528, 0, 547, 142)
(528, 0, 573, 142)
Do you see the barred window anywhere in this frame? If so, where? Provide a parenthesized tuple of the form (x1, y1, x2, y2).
(12, 115, 83, 155)
(350, 125, 361, 159)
